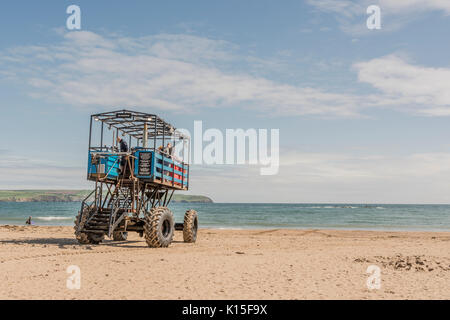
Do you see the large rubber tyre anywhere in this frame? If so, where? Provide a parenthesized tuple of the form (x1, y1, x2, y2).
(183, 210, 198, 243)
(86, 233, 105, 244)
(113, 231, 128, 241)
(143, 207, 174, 248)
(74, 210, 105, 245)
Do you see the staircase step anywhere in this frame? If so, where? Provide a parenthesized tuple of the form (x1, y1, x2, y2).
(84, 230, 106, 234)
(90, 217, 109, 221)
(80, 184, 136, 234)
(87, 222, 109, 227)
(85, 225, 108, 230)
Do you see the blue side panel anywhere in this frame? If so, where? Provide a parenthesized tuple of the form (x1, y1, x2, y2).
(88, 150, 189, 186)
(88, 152, 119, 179)
(134, 150, 188, 186)
(153, 153, 189, 186)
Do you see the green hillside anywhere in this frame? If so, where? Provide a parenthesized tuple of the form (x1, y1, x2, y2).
(0, 190, 213, 203)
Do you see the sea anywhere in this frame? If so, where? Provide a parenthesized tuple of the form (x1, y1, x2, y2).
(0, 202, 449, 231)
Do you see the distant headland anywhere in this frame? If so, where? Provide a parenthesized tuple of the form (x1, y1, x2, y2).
(0, 190, 213, 203)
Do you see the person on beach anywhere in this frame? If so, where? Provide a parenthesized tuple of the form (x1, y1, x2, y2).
(25, 216, 32, 225)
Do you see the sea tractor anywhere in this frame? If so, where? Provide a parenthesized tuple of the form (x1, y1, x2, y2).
(74, 110, 198, 248)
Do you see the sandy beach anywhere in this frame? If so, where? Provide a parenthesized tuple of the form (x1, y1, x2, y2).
(0, 225, 449, 300)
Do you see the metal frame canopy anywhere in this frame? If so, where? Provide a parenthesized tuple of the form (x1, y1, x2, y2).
(91, 109, 189, 141)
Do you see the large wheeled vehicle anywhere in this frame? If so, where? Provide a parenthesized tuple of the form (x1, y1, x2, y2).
(74, 110, 198, 248)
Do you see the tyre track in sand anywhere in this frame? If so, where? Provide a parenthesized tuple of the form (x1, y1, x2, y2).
(0, 246, 151, 264)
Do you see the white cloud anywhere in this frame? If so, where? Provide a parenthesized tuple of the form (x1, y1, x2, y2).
(378, 0, 450, 14)
(354, 55, 450, 116)
(0, 155, 87, 189)
(307, 0, 450, 34)
(0, 31, 368, 118)
(1, 32, 450, 117)
(190, 151, 450, 203)
(308, 0, 450, 15)
(307, 0, 362, 17)
(3, 148, 450, 203)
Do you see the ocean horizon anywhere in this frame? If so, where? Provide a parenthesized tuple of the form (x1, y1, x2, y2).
(0, 202, 449, 232)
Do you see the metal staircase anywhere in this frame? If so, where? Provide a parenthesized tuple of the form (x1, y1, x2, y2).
(79, 179, 138, 237)
(83, 209, 112, 235)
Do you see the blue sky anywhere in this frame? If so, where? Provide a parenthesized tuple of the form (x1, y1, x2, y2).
(1, 1, 450, 203)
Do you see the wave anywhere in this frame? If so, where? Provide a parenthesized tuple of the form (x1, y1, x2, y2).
(35, 216, 73, 221)
(304, 206, 359, 209)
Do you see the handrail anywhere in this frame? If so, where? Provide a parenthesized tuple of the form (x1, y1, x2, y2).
(107, 183, 131, 237)
(81, 188, 96, 204)
(77, 186, 100, 233)
(98, 157, 120, 181)
(91, 151, 136, 158)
